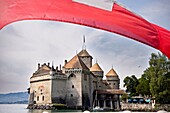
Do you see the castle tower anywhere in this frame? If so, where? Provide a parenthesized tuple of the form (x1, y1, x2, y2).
(90, 62, 103, 89)
(63, 55, 93, 108)
(90, 62, 103, 79)
(78, 36, 93, 69)
(106, 68, 120, 89)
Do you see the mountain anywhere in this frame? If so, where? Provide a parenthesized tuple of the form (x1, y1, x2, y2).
(0, 92, 29, 104)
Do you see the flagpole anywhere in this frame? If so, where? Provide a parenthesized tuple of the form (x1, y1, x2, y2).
(82, 35, 86, 50)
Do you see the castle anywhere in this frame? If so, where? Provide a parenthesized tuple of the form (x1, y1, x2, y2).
(28, 39, 125, 110)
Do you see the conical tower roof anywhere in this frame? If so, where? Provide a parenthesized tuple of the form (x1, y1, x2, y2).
(78, 49, 93, 58)
(106, 68, 118, 77)
(63, 55, 88, 69)
(90, 63, 103, 72)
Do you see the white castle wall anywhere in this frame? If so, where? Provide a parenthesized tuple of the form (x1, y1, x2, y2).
(30, 75, 52, 104)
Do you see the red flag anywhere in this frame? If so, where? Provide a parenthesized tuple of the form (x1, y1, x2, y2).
(0, 0, 170, 58)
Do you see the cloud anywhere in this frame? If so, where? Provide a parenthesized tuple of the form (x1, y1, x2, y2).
(87, 32, 158, 88)
(0, 20, 108, 93)
(138, 0, 170, 29)
(0, 3, 162, 93)
(0, 0, 168, 94)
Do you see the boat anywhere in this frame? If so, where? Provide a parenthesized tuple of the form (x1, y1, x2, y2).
(93, 106, 104, 111)
(92, 90, 104, 111)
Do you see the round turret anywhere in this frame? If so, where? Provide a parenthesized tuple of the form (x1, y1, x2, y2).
(78, 49, 93, 69)
(90, 63, 103, 78)
(106, 68, 120, 89)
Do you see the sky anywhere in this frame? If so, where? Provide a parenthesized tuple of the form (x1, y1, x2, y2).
(0, 0, 170, 94)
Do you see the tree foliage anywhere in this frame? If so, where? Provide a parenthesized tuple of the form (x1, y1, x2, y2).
(123, 53, 170, 104)
(123, 75, 139, 96)
(121, 94, 128, 102)
(136, 74, 151, 97)
(147, 53, 170, 104)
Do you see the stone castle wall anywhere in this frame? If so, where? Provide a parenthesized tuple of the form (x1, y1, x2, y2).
(107, 77, 119, 89)
(82, 72, 94, 108)
(51, 77, 67, 104)
(80, 57, 92, 69)
(66, 72, 82, 107)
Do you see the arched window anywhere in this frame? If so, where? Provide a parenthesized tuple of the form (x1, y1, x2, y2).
(70, 74, 74, 77)
(68, 73, 76, 79)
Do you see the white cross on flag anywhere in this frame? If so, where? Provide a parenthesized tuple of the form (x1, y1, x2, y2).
(73, 0, 114, 11)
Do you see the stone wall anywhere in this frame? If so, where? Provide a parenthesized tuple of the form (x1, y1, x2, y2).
(30, 75, 52, 104)
(106, 76, 119, 89)
(121, 103, 152, 110)
(82, 72, 93, 108)
(91, 71, 103, 78)
(51, 76, 67, 104)
(155, 104, 170, 111)
(66, 72, 82, 107)
(79, 56, 92, 69)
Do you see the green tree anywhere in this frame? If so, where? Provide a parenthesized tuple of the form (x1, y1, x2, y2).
(145, 53, 170, 104)
(123, 75, 139, 96)
(136, 70, 151, 97)
(123, 53, 170, 104)
(155, 72, 170, 104)
(121, 94, 128, 102)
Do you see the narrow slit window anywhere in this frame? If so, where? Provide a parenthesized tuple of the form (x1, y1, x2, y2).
(37, 96, 39, 101)
(42, 96, 44, 101)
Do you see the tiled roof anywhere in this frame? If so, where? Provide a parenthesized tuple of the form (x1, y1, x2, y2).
(33, 64, 51, 76)
(106, 68, 118, 77)
(90, 63, 103, 72)
(78, 49, 92, 58)
(63, 55, 89, 69)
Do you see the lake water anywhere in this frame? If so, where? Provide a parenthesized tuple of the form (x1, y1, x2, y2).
(0, 104, 166, 113)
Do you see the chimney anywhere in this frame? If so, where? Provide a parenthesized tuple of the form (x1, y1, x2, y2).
(60, 64, 61, 71)
(65, 60, 67, 65)
(38, 63, 40, 69)
(48, 62, 50, 67)
(56, 66, 58, 71)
